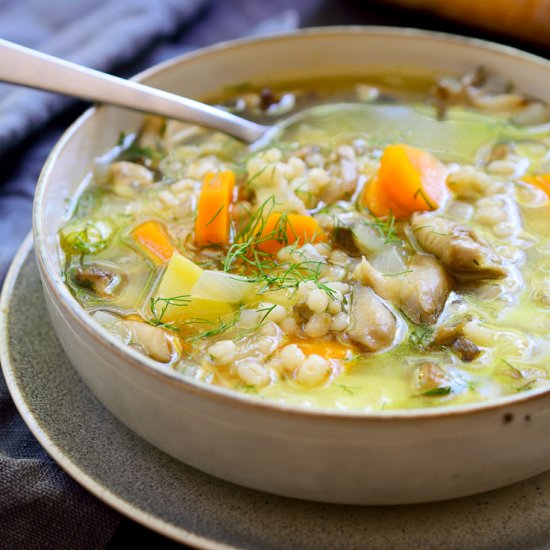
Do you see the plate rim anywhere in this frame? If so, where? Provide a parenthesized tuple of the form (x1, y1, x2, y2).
(6, 25, 550, 543)
(0, 233, 235, 550)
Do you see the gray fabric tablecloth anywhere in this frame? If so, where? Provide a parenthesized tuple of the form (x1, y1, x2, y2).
(0, 0, 207, 153)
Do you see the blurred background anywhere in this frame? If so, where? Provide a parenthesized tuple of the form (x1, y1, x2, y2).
(1, 0, 549, 548)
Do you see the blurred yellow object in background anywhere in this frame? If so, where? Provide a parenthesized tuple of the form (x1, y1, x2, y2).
(380, 0, 550, 46)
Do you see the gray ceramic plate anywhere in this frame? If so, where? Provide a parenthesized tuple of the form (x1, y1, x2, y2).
(3, 235, 550, 549)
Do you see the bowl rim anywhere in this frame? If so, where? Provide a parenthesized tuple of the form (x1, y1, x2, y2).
(32, 25, 550, 421)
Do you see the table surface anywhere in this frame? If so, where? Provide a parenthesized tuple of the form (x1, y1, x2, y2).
(1, 0, 549, 548)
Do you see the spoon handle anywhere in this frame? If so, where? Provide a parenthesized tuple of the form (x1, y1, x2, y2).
(0, 39, 267, 143)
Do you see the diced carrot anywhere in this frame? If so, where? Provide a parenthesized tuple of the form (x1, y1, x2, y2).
(362, 176, 408, 218)
(195, 170, 235, 247)
(362, 144, 448, 218)
(290, 339, 354, 360)
(256, 213, 325, 254)
(132, 220, 174, 264)
(521, 174, 550, 198)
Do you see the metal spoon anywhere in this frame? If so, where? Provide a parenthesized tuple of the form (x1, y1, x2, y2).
(0, 39, 533, 156)
(0, 38, 268, 143)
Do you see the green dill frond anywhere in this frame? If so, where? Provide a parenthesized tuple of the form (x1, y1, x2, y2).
(337, 384, 361, 395)
(420, 386, 451, 396)
(413, 188, 436, 210)
(183, 308, 243, 341)
(63, 220, 110, 258)
(245, 165, 269, 188)
(148, 295, 192, 329)
(364, 213, 402, 245)
(204, 204, 225, 227)
(409, 325, 435, 349)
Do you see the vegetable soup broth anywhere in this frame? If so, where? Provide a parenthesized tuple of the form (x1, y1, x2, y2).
(59, 70, 550, 411)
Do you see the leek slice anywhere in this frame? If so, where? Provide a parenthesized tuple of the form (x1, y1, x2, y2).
(191, 271, 256, 303)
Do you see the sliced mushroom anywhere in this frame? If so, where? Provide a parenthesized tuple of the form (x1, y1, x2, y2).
(413, 362, 453, 396)
(259, 87, 280, 111)
(429, 66, 534, 120)
(332, 225, 361, 256)
(432, 322, 481, 362)
(451, 337, 481, 362)
(411, 213, 508, 279)
(345, 285, 396, 352)
(71, 265, 124, 298)
(125, 320, 173, 363)
(108, 161, 153, 197)
(354, 254, 451, 325)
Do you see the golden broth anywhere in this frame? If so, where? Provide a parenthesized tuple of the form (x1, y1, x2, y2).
(59, 71, 550, 411)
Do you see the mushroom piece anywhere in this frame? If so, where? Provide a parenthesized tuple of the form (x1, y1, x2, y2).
(71, 265, 124, 298)
(108, 161, 153, 197)
(411, 213, 508, 279)
(345, 285, 397, 352)
(430, 66, 531, 119)
(354, 254, 451, 325)
(432, 322, 481, 363)
(124, 320, 173, 363)
(413, 362, 453, 396)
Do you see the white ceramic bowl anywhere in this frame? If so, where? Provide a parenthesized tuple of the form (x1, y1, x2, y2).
(33, 27, 550, 505)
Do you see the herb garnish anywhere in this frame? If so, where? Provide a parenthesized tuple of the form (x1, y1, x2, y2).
(181, 308, 243, 342)
(148, 295, 192, 330)
(118, 131, 165, 163)
(421, 386, 452, 396)
(222, 196, 335, 299)
(365, 213, 402, 244)
(64, 221, 110, 259)
(337, 384, 362, 396)
(413, 188, 436, 210)
(204, 204, 225, 227)
(409, 325, 435, 349)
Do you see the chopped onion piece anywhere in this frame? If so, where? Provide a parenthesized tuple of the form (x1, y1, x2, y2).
(370, 247, 407, 275)
(352, 224, 385, 255)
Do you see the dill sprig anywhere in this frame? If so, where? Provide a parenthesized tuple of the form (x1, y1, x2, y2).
(244, 165, 269, 189)
(223, 196, 336, 299)
(181, 302, 279, 343)
(204, 204, 224, 227)
(148, 295, 192, 330)
(71, 234, 107, 256)
(181, 309, 243, 342)
(414, 188, 436, 211)
(118, 131, 165, 162)
(337, 384, 362, 396)
(64, 221, 110, 258)
(365, 213, 402, 245)
(420, 386, 452, 396)
(501, 359, 539, 393)
(409, 325, 435, 349)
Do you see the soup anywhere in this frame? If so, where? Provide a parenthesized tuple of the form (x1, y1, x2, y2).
(58, 68, 550, 411)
